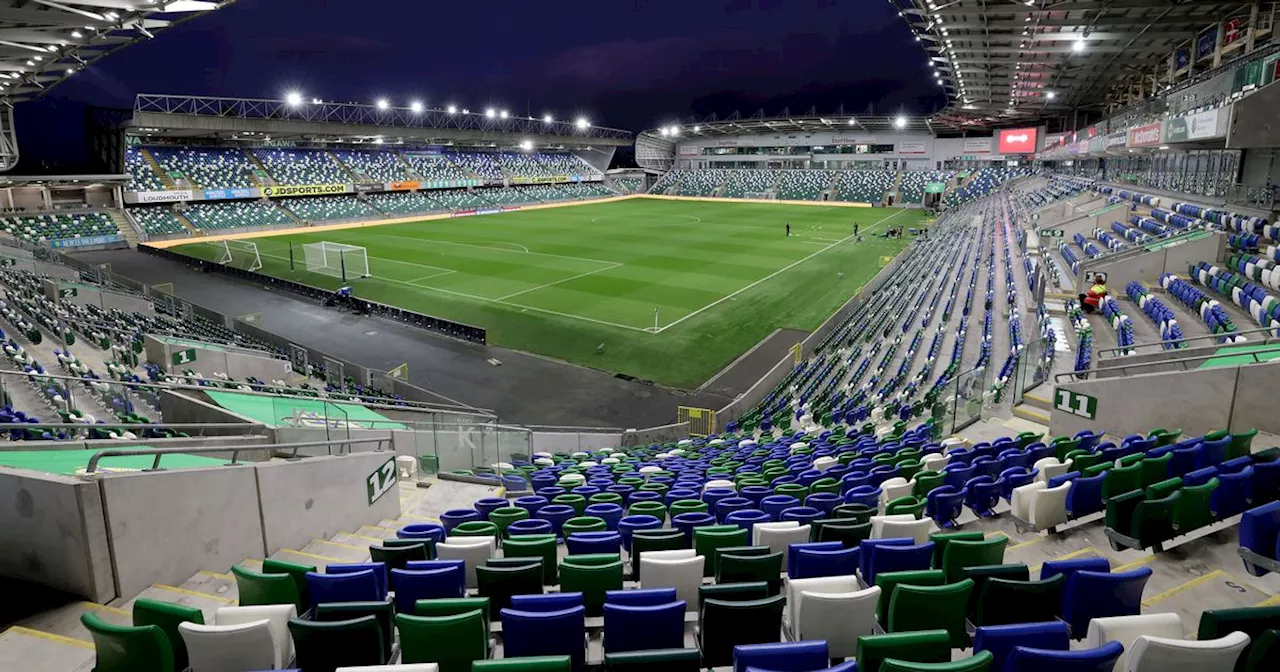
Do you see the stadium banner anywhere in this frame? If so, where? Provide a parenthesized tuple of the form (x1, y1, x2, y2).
(1174, 45, 1192, 71)
(962, 138, 991, 154)
(1165, 109, 1221, 143)
(997, 128, 1038, 154)
(353, 183, 382, 193)
(388, 180, 421, 191)
(261, 183, 350, 198)
(678, 147, 701, 156)
(500, 206, 522, 212)
(134, 190, 194, 204)
(1223, 18, 1243, 48)
(451, 209, 477, 217)
(420, 179, 481, 190)
(451, 207, 503, 217)
(924, 182, 946, 194)
(1196, 26, 1218, 60)
(897, 141, 927, 154)
(51, 234, 125, 249)
(203, 187, 259, 200)
(511, 175, 570, 185)
(1106, 132, 1128, 149)
(1127, 122, 1163, 148)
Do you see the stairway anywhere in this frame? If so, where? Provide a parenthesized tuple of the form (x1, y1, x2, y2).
(107, 210, 140, 247)
(1012, 383, 1054, 425)
(328, 150, 361, 182)
(0, 479, 482, 672)
(140, 149, 176, 190)
(172, 209, 201, 235)
(397, 151, 423, 180)
(245, 150, 277, 187)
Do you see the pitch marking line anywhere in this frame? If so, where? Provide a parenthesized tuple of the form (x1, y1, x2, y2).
(495, 262, 625, 301)
(366, 232, 617, 266)
(408, 270, 456, 283)
(653, 208, 906, 334)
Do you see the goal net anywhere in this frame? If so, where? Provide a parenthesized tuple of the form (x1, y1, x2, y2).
(215, 240, 262, 272)
(303, 242, 371, 280)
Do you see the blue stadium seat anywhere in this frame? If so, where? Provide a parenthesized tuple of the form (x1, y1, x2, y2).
(1062, 568, 1153, 635)
(603, 601, 686, 653)
(1004, 640, 1124, 671)
(865, 542, 934, 585)
(307, 570, 383, 605)
(501, 606, 588, 671)
(973, 621, 1071, 672)
(390, 567, 465, 613)
(733, 641, 829, 672)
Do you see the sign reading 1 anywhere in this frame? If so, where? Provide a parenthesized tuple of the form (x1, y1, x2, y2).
(1055, 388, 1098, 420)
(171, 348, 198, 365)
(367, 457, 398, 505)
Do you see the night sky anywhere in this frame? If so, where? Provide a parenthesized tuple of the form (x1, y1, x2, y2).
(18, 0, 946, 172)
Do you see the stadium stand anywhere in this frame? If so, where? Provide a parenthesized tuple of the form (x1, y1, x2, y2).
(536, 152, 597, 176)
(124, 147, 165, 191)
(776, 170, 834, 201)
(127, 205, 190, 236)
(431, 188, 496, 210)
(254, 148, 352, 184)
(280, 195, 381, 222)
(613, 177, 645, 194)
(403, 152, 474, 181)
(365, 191, 445, 215)
(149, 146, 257, 189)
(448, 151, 504, 180)
(899, 171, 954, 205)
(0, 211, 119, 242)
(835, 170, 894, 203)
(719, 170, 777, 198)
(333, 149, 415, 182)
(181, 200, 293, 231)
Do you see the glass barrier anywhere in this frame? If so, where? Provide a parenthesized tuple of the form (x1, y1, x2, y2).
(949, 364, 993, 435)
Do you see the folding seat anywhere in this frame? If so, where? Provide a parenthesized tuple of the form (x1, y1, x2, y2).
(974, 621, 1070, 672)
(787, 578, 877, 658)
(694, 525, 748, 576)
(832, 502, 878, 524)
(503, 535, 559, 584)
(1253, 458, 1280, 504)
(476, 563, 543, 610)
(963, 476, 1003, 517)
(751, 521, 811, 561)
(873, 569, 946, 625)
(1169, 443, 1202, 478)
(1172, 476, 1219, 534)
(511, 593, 584, 612)
(1102, 461, 1143, 499)
(502, 606, 588, 671)
(973, 574, 1065, 627)
(630, 530, 688, 580)
(844, 485, 882, 509)
(1083, 613, 1182, 671)
(1062, 567, 1153, 635)
(1230, 428, 1259, 460)
(1003, 640, 1123, 671)
(998, 467, 1038, 502)
(925, 485, 966, 528)
(618, 515, 663, 551)
(790, 544, 859, 580)
(1127, 631, 1251, 672)
(437, 537, 497, 588)
(943, 462, 977, 489)
(1239, 502, 1280, 576)
(602, 600, 686, 653)
(1033, 457, 1074, 483)
(873, 515, 934, 543)
(79, 611, 175, 672)
(855, 630, 952, 672)
(697, 594, 786, 667)
(306, 569, 383, 605)
(879, 651, 994, 671)
(718, 552, 783, 594)
(940, 535, 1007, 583)
(1139, 452, 1174, 489)
(1198, 606, 1280, 668)
(559, 556, 624, 616)
(603, 648, 702, 672)
(180, 619, 276, 672)
(865, 542, 934, 585)
(732, 640, 829, 672)
(1025, 442, 1054, 465)
(566, 531, 624, 556)
(289, 615, 387, 672)
(1212, 466, 1253, 519)
(396, 609, 489, 672)
(1200, 436, 1231, 469)
(605, 587, 677, 607)
(231, 564, 302, 610)
(886, 578, 973, 646)
(884, 495, 927, 518)
(640, 550, 704, 610)
(391, 566, 466, 613)
(913, 470, 946, 498)
(1105, 484, 1179, 551)
(212, 604, 295, 669)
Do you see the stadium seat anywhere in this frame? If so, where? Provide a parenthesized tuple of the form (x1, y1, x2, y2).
(81, 611, 175, 672)
(179, 620, 276, 672)
(502, 606, 588, 671)
(786, 577, 877, 658)
(289, 615, 387, 672)
(732, 640, 829, 672)
(886, 579, 974, 646)
(602, 601, 686, 653)
(1002, 640, 1123, 671)
(1062, 567, 1153, 635)
(640, 550, 704, 610)
(1083, 613, 1183, 670)
(698, 595, 786, 667)
(856, 630, 952, 672)
(1127, 631, 1252, 672)
(973, 621, 1071, 672)
(477, 563, 544, 610)
(212, 604, 297, 669)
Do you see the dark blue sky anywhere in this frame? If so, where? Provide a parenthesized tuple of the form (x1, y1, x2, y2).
(19, 0, 944, 170)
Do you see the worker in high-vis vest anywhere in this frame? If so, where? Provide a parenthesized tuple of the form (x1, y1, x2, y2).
(1081, 274, 1108, 313)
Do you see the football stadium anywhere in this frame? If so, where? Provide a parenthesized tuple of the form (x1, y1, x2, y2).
(2, 1, 1280, 671)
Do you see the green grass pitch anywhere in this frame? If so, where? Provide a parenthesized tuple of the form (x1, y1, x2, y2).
(171, 198, 925, 389)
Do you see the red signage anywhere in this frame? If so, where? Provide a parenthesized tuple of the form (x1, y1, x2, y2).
(998, 128, 1039, 154)
(1127, 122, 1163, 147)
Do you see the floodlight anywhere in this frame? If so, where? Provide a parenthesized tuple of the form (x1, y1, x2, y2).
(576, 117, 590, 129)
(499, 110, 509, 119)
(1046, 91, 1056, 100)
(693, 125, 701, 132)
(659, 128, 669, 137)
(543, 114, 553, 122)
(485, 108, 496, 118)
(285, 91, 303, 106)
(894, 115, 907, 129)
(670, 126, 680, 137)
(376, 98, 389, 110)
(848, 118, 856, 125)
(447, 105, 457, 114)
(410, 100, 424, 113)
(71, 30, 83, 38)
(1073, 39, 1085, 52)
(520, 139, 533, 151)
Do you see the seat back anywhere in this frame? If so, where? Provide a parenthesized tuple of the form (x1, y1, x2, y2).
(602, 601, 686, 653)
(855, 629, 951, 672)
(1083, 613, 1182, 671)
(886, 579, 974, 647)
(940, 536, 1008, 583)
(873, 569, 946, 625)
(213, 604, 297, 668)
(731, 640, 828, 672)
(306, 569, 383, 605)
(131, 598, 203, 672)
(1128, 631, 1251, 672)
(792, 585, 879, 659)
(974, 574, 1065, 627)
(866, 542, 934, 585)
(973, 621, 1070, 672)
(81, 612, 174, 672)
(178, 620, 275, 672)
(1004, 640, 1123, 671)
(559, 559, 624, 616)
(1063, 567, 1153, 634)
(396, 610, 489, 672)
(231, 564, 301, 610)
(437, 539, 497, 588)
(391, 567, 466, 613)
(326, 562, 389, 600)
(414, 597, 493, 629)
(698, 595, 785, 667)
(501, 606, 589, 671)
(639, 554, 705, 610)
(476, 563, 544, 611)
(790, 545, 860, 580)
(603, 648, 702, 672)
(288, 615, 386, 672)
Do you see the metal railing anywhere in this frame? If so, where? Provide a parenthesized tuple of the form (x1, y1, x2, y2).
(1096, 324, 1280, 360)
(84, 436, 393, 473)
(1054, 343, 1280, 382)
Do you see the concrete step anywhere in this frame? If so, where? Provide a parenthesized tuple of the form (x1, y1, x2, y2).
(331, 532, 385, 548)
(16, 602, 129, 643)
(118, 584, 236, 623)
(177, 570, 238, 604)
(300, 538, 371, 563)
(1022, 389, 1053, 412)
(356, 524, 399, 539)
(269, 546, 349, 566)
(0, 627, 95, 672)
(1012, 404, 1052, 426)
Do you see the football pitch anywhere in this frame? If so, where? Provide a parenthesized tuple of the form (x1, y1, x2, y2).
(169, 198, 925, 388)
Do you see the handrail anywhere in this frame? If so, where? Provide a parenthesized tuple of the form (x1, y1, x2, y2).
(1096, 324, 1280, 360)
(0, 422, 259, 430)
(1054, 344, 1280, 383)
(84, 436, 393, 473)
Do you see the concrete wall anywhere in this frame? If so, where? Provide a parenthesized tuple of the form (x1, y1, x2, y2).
(145, 334, 293, 382)
(622, 421, 692, 447)
(1051, 366, 1239, 439)
(44, 280, 155, 314)
(100, 465, 265, 598)
(1083, 233, 1224, 291)
(160, 391, 264, 436)
(1229, 362, 1280, 434)
(0, 470, 114, 602)
(531, 431, 623, 454)
(255, 452, 402, 555)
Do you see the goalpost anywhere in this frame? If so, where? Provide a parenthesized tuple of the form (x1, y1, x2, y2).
(215, 240, 262, 272)
(303, 242, 372, 281)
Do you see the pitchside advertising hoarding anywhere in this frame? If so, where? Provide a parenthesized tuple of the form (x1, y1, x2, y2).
(1165, 109, 1221, 143)
(1107, 133, 1128, 149)
(261, 183, 350, 197)
(962, 138, 992, 154)
(997, 128, 1038, 154)
(1127, 122, 1163, 148)
(203, 188, 258, 200)
(135, 190, 194, 203)
(897, 141, 927, 155)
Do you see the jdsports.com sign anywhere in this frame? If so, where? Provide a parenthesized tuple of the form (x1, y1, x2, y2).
(262, 183, 350, 197)
(997, 128, 1038, 154)
(1127, 123, 1163, 148)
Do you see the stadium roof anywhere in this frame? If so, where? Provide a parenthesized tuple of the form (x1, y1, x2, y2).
(0, 0, 231, 103)
(639, 114, 942, 140)
(891, 0, 1265, 128)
